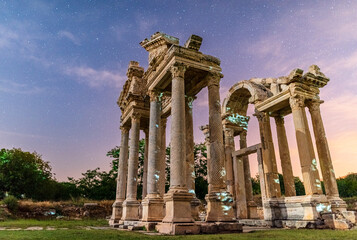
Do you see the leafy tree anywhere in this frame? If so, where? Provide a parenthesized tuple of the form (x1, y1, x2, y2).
(193, 143, 208, 200)
(337, 173, 357, 198)
(0, 148, 53, 200)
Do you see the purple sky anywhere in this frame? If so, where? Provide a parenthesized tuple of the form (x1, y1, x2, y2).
(1, 1, 357, 181)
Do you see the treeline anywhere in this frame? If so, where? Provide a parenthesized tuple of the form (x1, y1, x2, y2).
(1, 144, 356, 201)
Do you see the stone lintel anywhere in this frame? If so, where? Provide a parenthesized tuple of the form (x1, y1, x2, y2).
(232, 143, 262, 157)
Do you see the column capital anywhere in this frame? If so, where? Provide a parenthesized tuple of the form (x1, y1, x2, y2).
(120, 126, 130, 134)
(170, 63, 186, 79)
(253, 110, 265, 122)
(289, 96, 305, 111)
(223, 127, 234, 138)
(274, 115, 285, 125)
(131, 112, 141, 121)
(239, 130, 247, 140)
(306, 99, 324, 113)
(206, 72, 222, 87)
(148, 90, 161, 102)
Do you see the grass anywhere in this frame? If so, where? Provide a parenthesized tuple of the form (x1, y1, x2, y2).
(0, 220, 357, 239)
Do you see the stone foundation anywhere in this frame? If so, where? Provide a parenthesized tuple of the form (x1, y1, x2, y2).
(156, 222, 243, 235)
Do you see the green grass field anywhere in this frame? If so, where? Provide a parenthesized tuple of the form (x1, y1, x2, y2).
(0, 220, 357, 240)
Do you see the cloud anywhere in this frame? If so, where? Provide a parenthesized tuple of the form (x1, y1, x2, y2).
(64, 66, 126, 88)
(58, 30, 81, 45)
(0, 79, 45, 94)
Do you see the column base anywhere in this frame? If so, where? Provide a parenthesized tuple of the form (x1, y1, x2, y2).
(247, 200, 259, 219)
(162, 187, 194, 223)
(121, 199, 140, 221)
(109, 200, 123, 226)
(141, 193, 165, 222)
(205, 190, 235, 222)
(191, 197, 201, 221)
(327, 196, 347, 212)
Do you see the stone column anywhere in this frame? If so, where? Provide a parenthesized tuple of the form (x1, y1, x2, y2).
(255, 111, 281, 198)
(205, 72, 235, 222)
(142, 91, 164, 222)
(162, 63, 194, 223)
(240, 131, 258, 218)
(200, 125, 211, 193)
(307, 100, 345, 210)
(289, 96, 323, 195)
(233, 154, 248, 219)
(223, 127, 235, 196)
(142, 129, 149, 199)
(110, 126, 129, 225)
(274, 116, 296, 197)
(121, 113, 141, 221)
(158, 118, 167, 197)
(185, 96, 200, 220)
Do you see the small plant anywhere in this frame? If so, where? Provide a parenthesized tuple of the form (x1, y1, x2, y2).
(3, 195, 19, 212)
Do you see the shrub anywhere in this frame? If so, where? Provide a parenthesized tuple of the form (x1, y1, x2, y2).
(3, 195, 19, 212)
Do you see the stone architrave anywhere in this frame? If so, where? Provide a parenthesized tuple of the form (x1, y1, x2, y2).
(110, 126, 129, 225)
(121, 113, 141, 221)
(205, 73, 235, 222)
(142, 129, 149, 199)
(162, 64, 194, 223)
(289, 96, 323, 195)
(185, 96, 201, 220)
(307, 100, 346, 210)
(141, 91, 165, 222)
(274, 116, 296, 197)
(255, 111, 281, 198)
(223, 127, 235, 196)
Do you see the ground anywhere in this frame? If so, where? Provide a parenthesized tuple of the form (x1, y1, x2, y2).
(0, 220, 357, 239)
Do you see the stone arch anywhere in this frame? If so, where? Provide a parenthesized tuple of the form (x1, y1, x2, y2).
(222, 80, 271, 117)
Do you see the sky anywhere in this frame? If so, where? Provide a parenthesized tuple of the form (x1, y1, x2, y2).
(1, 0, 357, 181)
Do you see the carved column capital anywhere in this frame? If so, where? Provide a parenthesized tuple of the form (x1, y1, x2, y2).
(170, 63, 186, 79)
(148, 90, 160, 102)
(274, 115, 285, 126)
(206, 72, 222, 87)
(120, 126, 130, 134)
(253, 110, 265, 122)
(306, 99, 323, 113)
(289, 96, 305, 111)
(131, 112, 141, 122)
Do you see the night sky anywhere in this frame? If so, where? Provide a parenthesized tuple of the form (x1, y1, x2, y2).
(1, 0, 357, 181)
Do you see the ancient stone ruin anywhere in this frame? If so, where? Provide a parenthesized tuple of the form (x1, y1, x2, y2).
(109, 32, 356, 234)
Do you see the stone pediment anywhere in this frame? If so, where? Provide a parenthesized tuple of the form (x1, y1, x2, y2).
(117, 61, 146, 111)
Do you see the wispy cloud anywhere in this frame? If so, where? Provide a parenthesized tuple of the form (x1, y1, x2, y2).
(64, 66, 126, 88)
(0, 79, 45, 94)
(58, 30, 81, 45)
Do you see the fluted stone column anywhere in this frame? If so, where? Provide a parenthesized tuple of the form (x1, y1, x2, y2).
(255, 111, 281, 198)
(274, 116, 296, 197)
(289, 96, 323, 195)
(142, 129, 149, 199)
(162, 64, 194, 223)
(158, 118, 167, 197)
(240, 131, 258, 218)
(307, 100, 346, 210)
(223, 127, 235, 196)
(185, 96, 200, 220)
(205, 73, 235, 222)
(142, 91, 165, 222)
(110, 126, 129, 225)
(121, 113, 141, 221)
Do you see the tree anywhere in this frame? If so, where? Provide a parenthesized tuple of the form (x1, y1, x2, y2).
(0, 148, 53, 200)
(193, 143, 208, 200)
(337, 173, 357, 198)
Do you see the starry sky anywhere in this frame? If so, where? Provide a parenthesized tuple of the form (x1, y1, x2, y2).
(1, 0, 357, 181)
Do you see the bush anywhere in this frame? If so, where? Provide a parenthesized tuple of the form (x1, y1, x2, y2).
(3, 195, 19, 212)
